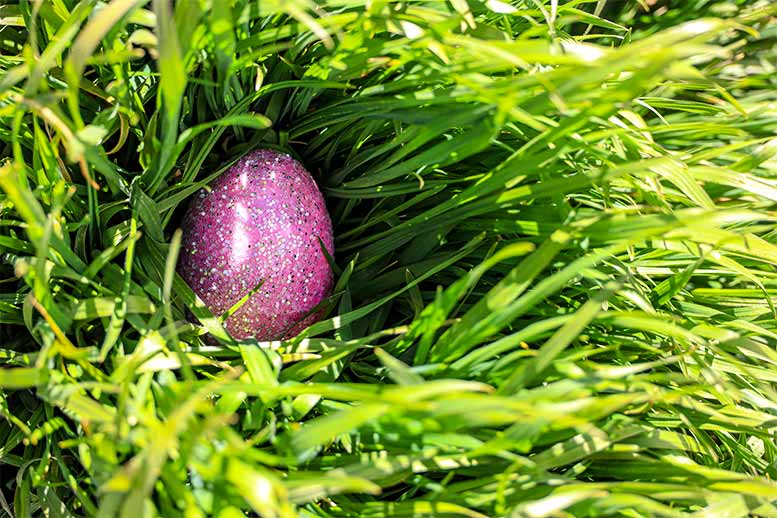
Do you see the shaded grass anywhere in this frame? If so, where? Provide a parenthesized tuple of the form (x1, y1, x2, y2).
(1, 0, 777, 517)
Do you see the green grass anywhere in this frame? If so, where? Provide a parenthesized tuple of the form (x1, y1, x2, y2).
(1, 0, 777, 516)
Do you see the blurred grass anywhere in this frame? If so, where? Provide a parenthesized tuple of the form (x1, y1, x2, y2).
(1, 0, 777, 516)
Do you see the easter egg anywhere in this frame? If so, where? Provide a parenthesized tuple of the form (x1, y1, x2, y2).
(178, 149, 334, 340)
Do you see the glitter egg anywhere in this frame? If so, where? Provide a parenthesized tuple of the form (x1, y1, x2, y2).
(178, 149, 334, 340)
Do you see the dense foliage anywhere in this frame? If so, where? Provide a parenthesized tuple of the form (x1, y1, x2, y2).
(1, 0, 777, 516)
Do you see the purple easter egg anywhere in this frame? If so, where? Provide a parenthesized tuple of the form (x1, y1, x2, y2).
(178, 149, 334, 340)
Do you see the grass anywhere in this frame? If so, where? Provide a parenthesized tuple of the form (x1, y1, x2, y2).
(1, 0, 777, 516)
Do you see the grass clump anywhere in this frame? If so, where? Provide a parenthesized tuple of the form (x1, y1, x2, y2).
(2, 0, 777, 516)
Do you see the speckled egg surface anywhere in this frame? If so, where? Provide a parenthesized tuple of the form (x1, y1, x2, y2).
(178, 149, 334, 340)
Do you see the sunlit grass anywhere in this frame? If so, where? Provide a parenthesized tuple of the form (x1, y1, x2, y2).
(1, 0, 777, 516)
